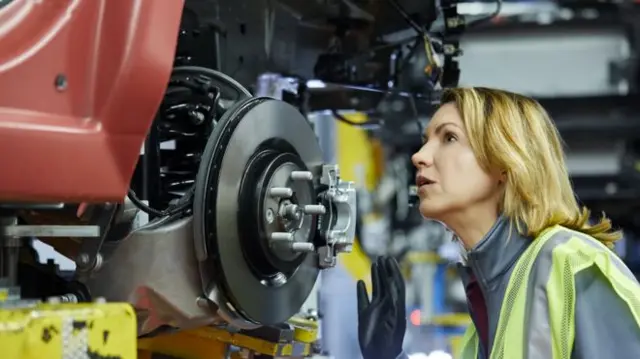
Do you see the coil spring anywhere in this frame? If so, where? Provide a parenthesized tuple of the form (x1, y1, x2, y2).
(154, 74, 222, 210)
(130, 66, 250, 217)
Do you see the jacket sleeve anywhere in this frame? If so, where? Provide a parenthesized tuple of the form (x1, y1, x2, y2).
(571, 265, 640, 359)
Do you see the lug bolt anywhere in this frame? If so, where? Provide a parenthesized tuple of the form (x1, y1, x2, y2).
(290, 171, 313, 181)
(271, 232, 294, 241)
(302, 204, 326, 215)
(269, 187, 293, 198)
(291, 242, 315, 253)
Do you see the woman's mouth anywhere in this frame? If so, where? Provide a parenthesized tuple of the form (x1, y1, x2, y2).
(416, 175, 436, 188)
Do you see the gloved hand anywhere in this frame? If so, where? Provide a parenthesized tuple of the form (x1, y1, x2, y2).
(357, 256, 406, 359)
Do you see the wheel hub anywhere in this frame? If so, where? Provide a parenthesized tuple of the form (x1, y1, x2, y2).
(193, 96, 357, 328)
(193, 97, 324, 326)
(238, 150, 320, 286)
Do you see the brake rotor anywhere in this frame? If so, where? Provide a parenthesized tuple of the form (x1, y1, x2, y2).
(193, 97, 324, 325)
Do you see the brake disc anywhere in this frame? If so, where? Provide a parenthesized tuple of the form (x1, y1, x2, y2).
(193, 96, 324, 326)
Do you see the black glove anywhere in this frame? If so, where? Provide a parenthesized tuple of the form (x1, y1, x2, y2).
(357, 256, 406, 359)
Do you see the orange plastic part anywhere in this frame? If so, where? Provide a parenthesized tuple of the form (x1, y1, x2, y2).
(0, 0, 184, 202)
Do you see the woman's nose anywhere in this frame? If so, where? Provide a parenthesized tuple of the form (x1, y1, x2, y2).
(412, 150, 428, 168)
(412, 145, 435, 168)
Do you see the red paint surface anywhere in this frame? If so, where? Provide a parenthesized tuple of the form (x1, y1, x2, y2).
(0, 0, 184, 202)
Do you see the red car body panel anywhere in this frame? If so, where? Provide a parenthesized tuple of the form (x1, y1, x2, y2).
(0, 0, 184, 202)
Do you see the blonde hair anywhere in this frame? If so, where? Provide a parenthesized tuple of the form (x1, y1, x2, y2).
(441, 87, 621, 246)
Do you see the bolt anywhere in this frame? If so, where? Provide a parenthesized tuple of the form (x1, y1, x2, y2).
(265, 208, 275, 223)
(196, 297, 211, 309)
(269, 187, 293, 198)
(48, 294, 78, 304)
(47, 296, 61, 304)
(92, 253, 104, 271)
(270, 232, 294, 241)
(272, 272, 287, 286)
(76, 253, 90, 266)
(63, 294, 78, 303)
(54, 74, 67, 91)
(291, 242, 315, 253)
(302, 204, 326, 215)
(283, 204, 301, 220)
(290, 171, 313, 181)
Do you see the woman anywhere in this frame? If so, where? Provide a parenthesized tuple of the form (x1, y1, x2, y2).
(356, 87, 640, 359)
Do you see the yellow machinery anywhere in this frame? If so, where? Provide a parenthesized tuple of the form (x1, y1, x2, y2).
(0, 300, 137, 359)
(0, 293, 319, 359)
(138, 317, 318, 359)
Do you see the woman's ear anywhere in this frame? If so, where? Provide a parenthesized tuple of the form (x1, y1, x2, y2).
(498, 170, 507, 185)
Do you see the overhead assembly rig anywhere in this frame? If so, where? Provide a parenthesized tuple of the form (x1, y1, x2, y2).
(0, 1, 356, 358)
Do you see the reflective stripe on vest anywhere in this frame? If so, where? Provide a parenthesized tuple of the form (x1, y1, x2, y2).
(457, 225, 640, 359)
(459, 322, 478, 359)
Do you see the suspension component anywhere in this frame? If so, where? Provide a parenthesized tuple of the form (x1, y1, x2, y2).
(131, 67, 251, 216)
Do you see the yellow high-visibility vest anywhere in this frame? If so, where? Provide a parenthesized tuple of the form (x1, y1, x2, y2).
(458, 225, 640, 359)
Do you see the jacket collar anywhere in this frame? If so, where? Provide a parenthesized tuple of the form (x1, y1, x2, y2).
(457, 215, 531, 291)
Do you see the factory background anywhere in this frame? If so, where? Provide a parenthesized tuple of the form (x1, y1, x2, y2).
(2, 0, 639, 358)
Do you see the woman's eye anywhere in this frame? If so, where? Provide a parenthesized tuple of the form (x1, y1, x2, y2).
(444, 132, 457, 143)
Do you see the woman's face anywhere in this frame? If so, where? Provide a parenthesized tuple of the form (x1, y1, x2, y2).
(411, 103, 502, 221)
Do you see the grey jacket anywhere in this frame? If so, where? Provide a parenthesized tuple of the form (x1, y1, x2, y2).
(397, 216, 640, 359)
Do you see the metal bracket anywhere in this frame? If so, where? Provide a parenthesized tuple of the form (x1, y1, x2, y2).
(0, 225, 100, 238)
(74, 204, 120, 275)
(0, 216, 102, 287)
(316, 164, 356, 268)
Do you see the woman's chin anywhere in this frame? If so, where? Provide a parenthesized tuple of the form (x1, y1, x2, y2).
(418, 201, 443, 220)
